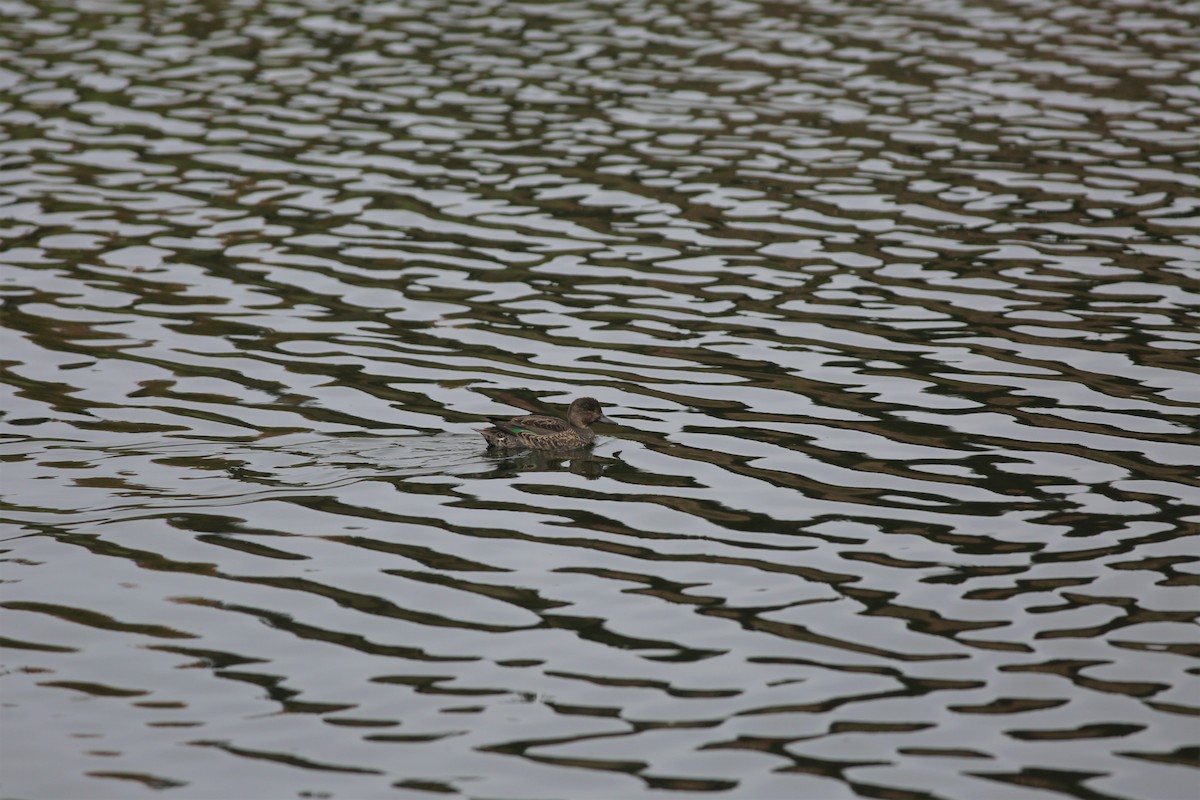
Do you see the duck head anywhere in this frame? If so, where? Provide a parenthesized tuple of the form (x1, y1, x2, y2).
(567, 397, 613, 428)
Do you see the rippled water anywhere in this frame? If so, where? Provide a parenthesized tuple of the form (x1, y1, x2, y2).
(2, 0, 1199, 798)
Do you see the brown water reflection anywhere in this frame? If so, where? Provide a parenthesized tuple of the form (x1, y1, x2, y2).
(2, 0, 1198, 798)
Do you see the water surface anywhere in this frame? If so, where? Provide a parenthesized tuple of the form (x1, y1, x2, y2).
(2, 0, 1198, 798)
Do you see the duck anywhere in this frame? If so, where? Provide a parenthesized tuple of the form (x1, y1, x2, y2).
(478, 397, 614, 450)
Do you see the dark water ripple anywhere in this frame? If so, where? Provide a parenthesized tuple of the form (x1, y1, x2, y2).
(2, 0, 1198, 798)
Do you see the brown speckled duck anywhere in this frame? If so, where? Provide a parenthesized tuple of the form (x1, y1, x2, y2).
(479, 397, 613, 450)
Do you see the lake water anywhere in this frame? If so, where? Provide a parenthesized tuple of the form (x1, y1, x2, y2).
(2, 1, 1198, 798)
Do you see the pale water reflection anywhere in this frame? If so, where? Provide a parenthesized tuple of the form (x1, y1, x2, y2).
(2, 0, 1198, 798)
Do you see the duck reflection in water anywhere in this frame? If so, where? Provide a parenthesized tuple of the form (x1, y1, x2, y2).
(478, 397, 614, 450)
(483, 448, 615, 480)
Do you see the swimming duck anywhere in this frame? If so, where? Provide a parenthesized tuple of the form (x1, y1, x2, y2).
(479, 397, 613, 450)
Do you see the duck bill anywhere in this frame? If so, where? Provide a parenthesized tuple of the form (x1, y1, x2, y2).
(597, 414, 615, 425)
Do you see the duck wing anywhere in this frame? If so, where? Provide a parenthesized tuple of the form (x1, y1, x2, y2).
(486, 414, 571, 437)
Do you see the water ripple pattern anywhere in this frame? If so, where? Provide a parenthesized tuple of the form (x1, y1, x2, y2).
(2, 0, 1198, 798)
